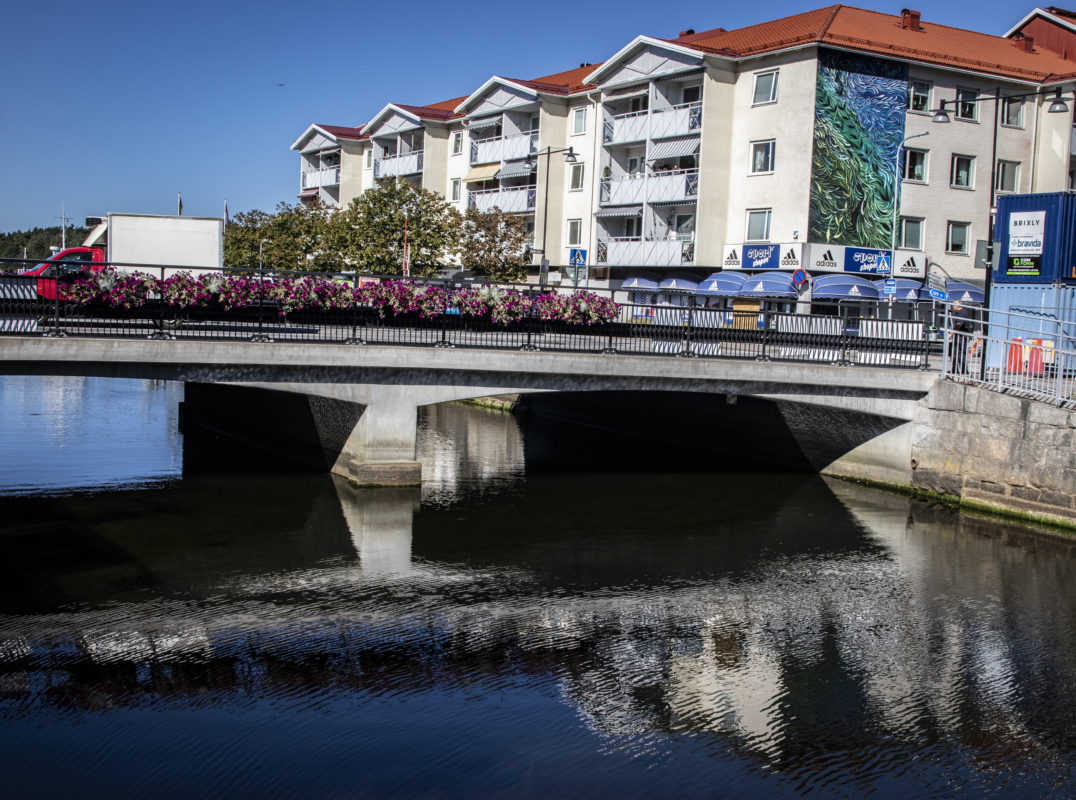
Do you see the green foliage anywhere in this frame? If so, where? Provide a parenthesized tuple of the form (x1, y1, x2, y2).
(223, 202, 336, 272)
(0, 226, 90, 261)
(345, 181, 461, 278)
(460, 206, 529, 282)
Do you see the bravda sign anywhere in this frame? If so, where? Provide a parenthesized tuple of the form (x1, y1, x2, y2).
(803, 244, 925, 277)
(722, 243, 802, 270)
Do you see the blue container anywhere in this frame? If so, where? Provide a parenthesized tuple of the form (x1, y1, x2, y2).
(994, 192, 1076, 284)
(984, 282, 1076, 370)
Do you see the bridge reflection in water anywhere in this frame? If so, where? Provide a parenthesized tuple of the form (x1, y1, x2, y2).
(0, 395, 1073, 797)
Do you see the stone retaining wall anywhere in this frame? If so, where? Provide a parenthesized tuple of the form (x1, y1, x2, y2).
(911, 381, 1076, 525)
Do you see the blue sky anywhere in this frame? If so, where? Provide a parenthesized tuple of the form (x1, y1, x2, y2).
(1, 0, 1033, 232)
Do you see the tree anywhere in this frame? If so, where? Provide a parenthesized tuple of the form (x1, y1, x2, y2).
(344, 181, 461, 278)
(224, 209, 272, 270)
(223, 202, 335, 273)
(0, 225, 90, 260)
(459, 206, 530, 282)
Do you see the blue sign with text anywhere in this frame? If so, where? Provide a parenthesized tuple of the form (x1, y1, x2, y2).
(844, 246, 891, 275)
(742, 244, 780, 270)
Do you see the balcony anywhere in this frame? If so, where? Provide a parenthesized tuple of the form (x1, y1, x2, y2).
(599, 169, 699, 205)
(467, 186, 537, 214)
(602, 111, 648, 145)
(374, 151, 424, 179)
(649, 101, 702, 140)
(470, 132, 538, 165)
(300, 166, 340, 190)
(595, 236, 695, 267)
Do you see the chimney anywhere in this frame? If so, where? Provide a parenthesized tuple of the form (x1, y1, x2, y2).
(900, 8, 921, 31)
(1012, 33, 1035, 52)
(679, 28, 695, 36)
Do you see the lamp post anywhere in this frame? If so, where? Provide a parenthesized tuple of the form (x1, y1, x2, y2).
(892, 131, 930, 268)
(524, 145, 577, 286)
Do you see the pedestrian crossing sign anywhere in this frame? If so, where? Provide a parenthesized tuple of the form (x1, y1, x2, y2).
(569, 248, 587, 267)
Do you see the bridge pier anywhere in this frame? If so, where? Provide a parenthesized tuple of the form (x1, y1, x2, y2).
(332, 386, 422, 487)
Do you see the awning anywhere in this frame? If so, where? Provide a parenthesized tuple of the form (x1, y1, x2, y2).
(649, 200, 697, 208)
(298, 189, 318, 197)
(870, 278, 925, 302)
(464, 163, 500, 182)
(696, 271, 747, 296)
(810, 275, 879, 300)
(659, 275, 698, 292)
(595, 205, 642, 218)
(619, 273, 660, 290)
(497, 160, 534, 180)
(945, 280, 985, 304)
(605, 83, 649, 98)
(738, 271, 797, 299)
(649, 136, 700, 160)
(467, 116, 500, 130)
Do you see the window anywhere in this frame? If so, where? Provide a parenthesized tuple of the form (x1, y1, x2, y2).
(674, 214, 695, 240)
(625, 217, 642, 238)
(451, 132, 463, 155)
(572, 107, 587, 135)
(567, 218, 582, 246)
(627, 156, 645, 176)
(899, 217, 923, 250)
(365, 149, 372, 168)
(682, 85, 702, 104)
(956, 88, 978, 121)
(947, 221, 970, 254)
(996, 160, 1020, 193)
(903, 148, 927, 182)
(629, 96, 648, 113)
(950, 154, 974, 188)
(569, 162, 585, 191)
(1002, 97, 1024, 128)
(750, 140, 775, 174)
(451, 178, 461, 202)
(752, 70, 779, 105)
(907, 80, 931, 112)
(746, 209, 772, 241)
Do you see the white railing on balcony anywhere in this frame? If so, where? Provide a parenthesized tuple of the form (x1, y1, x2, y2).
(599, 169, 699, 205)
(650, 101, 702, 140)
(470, 132, 539, 165)
(596, 237, 695, 267)
(374, 151, 424, 179)
(602, 111, 648, 145)
(301, 166, 340, 190)
(467, 186, 537, 214)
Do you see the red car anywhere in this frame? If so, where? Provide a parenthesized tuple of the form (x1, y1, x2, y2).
(21, 247, 106, 300)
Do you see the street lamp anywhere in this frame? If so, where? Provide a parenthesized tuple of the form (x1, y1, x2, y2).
(892, 131, 929, 266)
(524, 145, 577, 286)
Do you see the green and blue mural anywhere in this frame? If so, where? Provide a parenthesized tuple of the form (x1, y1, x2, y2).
(809, 49, 909, 248)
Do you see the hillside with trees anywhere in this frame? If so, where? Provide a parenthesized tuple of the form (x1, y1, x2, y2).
(0, 226, 89, 260)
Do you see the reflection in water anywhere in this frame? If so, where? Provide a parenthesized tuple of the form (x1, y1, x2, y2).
(0, 377, 1074, 797)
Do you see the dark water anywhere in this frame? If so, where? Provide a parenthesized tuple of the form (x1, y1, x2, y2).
(1, 377, 1075, 798)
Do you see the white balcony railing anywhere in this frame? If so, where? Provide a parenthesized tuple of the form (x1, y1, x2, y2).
(374, 151, 424, 179)
(467, 186, 537, 213)
(599, 169, 699, 205)
(300, 166, 340, 190)
(470, 132, 538, 165)
(596, 237, 695, 267)
(602, 102, 701, 145)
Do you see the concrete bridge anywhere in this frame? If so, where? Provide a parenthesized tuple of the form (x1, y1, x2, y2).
(0, 336, 939, 487)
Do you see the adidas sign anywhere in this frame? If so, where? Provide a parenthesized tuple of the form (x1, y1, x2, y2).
(899, 255, 919, 275)
(780, 248, 800, 267)
(724, 248, 741, 267)
(814, 248, 839, 269)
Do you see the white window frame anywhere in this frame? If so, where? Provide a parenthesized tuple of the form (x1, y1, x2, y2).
(682, 84, 702, 105)
(567, 218, 582, 246)
(451, 132, 463, 155)
(571, 107, 587, 135)
(365, 149, 372, 168)
(750, 140, 776, 174)
(907, 80, 932, 113)
(1001, 97, 1024, 129)
(955, 87, 979, 121)
(745, 208, 772, 242)
(752, 70, 779, 105)
(899, 217, 923, 250)
(569, 162, 585, 191)
(946, 221, 970, 254)
(903, 148, 928, 182)
(950, 154, 975, 189)
(996, 160, 1020, 193)
(451, 178, 461, 202)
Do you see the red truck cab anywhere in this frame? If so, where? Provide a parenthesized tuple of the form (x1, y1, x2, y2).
(21, 247, 106, 300)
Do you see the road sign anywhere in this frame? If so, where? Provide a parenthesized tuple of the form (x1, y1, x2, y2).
(791, 269, 807, 285)
(929, 287, 950, 301)
(876, 253, 891, 275)
(568, 248, 587, 267)
(883, 278, 897, 295)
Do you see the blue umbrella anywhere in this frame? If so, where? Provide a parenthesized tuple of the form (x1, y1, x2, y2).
(945, 280, 985, 304)
(738, 271, 797, 299)
(870, 278, 926, 302)
(810, 274, 879, 300)
(619, 273, 660, 290)
(658, 274, 699, 292)
(696, 271, 747, 296)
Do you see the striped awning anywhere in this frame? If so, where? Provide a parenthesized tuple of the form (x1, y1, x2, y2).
(649, 200, 697, 208)
(595, 205, 642, 218)
(467, 116, 500, 130)
(497, 160, 534, 180)
(649, 136, 700, 160)
(605, 84, 649, 99)
(464, 163, 500, 182)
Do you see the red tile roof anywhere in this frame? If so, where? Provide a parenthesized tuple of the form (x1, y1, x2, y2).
(671, 5, 1076, 82)
(316, 124, 366, 140)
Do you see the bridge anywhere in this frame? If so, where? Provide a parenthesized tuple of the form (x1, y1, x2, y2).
(0, 334, 939, 486)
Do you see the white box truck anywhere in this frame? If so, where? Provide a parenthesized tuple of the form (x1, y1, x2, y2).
(82, 213, 224, 276)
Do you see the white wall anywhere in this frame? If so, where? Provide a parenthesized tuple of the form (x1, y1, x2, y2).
(108, 214, 223, 274)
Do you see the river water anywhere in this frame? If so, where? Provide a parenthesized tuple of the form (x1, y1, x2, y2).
(0, 376, 1074, 799)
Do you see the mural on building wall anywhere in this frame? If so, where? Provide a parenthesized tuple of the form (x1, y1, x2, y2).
(809, 49, 908, 248)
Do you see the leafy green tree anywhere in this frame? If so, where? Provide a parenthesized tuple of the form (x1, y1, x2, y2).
(224, 209, 272, 271)
(344, 181, 461, 278)
(264, 200, 335, 272)
(460, 206, 530, 282)
(0, 225, 90, 261)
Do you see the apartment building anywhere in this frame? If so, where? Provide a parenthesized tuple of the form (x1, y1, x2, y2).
(291, 5, 1076, 285)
